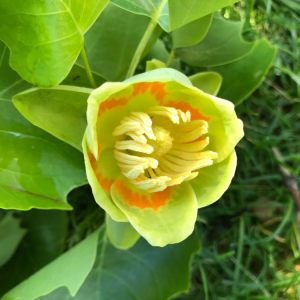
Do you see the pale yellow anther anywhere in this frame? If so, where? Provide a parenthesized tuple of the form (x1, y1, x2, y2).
(112, 106, 217, 192)
(131, 112, 152, 126)
(126, 132, 147, 144)
(177, 109, 188, 122)
(173, 137, 209, 152)
(175, 120, 208, 133)
(115, 141, 154, 154)
(174, 126, 208, 143)
(169, 150, 218, 161)
(112, 122, 141, 136)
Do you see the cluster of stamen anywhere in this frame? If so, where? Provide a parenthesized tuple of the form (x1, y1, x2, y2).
(112, 106, 218, 193)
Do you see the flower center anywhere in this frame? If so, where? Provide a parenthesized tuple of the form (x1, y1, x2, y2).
(148, 125, 173, 160)
(112, 106, 218, 193)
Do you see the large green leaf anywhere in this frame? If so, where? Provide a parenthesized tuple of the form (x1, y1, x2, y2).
(2, 227, 100, 300)
(0, 42, 87, 211)
(212, 39, 277, 105)
(175, 16, 253, 67)
(0, 213, 27, 268)
(78, 3, 162, 81)
(0, 0, 109, 87)
(111, 0, 239, 31)
(169, 0, 240, 31)
(172, 14, 213, 49)
(24, 228, 200, 300)
(14, 86, 92, 151)
(111, 0, 169, 31)
(0, 210, 68, 297)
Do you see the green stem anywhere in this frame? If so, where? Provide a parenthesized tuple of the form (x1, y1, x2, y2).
(125, 18, 157, 79)
(80, 46, 97, 89)
(166, 49, 175, 67)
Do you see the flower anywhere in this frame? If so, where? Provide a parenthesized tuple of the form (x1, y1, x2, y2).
(83, 68, 244, 247)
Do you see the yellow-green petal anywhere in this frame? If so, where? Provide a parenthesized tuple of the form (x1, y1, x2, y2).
(82, 135, 127, 222)
(110, 175, 198, 247)
(190, 151, 237, 208)
(106, 213, 140, 249)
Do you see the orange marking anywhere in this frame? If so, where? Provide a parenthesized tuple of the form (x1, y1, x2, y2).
(132, 82, 167, 103)
(165, 100, 211, 122)
(96, 173, 115, 194)
(88, 151, 115, 194)
(115, 179, 172, 211)
(98, 96, 129, 116)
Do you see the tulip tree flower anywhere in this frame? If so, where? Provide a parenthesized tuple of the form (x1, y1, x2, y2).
(83, 68, 244, 248)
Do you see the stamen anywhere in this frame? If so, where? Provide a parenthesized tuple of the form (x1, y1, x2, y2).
(111, 106, 217, 192)
(115, 141, 154, 154)
(168, 150, 218, 160)
(126, 132, 147, 144)
(175, 120, 208, 133)
(174, 126, 208, 143)
(173, 137, 209, 152)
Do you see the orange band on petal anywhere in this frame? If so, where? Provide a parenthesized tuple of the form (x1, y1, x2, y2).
(132, 82, 167, 103)
(88, 151, 115, 194)
(98, 96, 130, 116)
(165, 100, 211, 122)
(114, 179, 172, 211)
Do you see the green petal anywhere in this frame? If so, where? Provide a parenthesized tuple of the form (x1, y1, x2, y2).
(110, 175, 198, 247)
(82, 135, 127, 222)
(190, 151, 237, 208)
(106, 213, 140, 249)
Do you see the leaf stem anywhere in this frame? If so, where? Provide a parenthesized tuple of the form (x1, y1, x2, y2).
(80, 46, 97, 89)
(166, 49, 175, 67)
(125, 18, 157, 79)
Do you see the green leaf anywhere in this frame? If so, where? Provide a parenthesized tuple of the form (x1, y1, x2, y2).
(28, 227, 200, 300)
(62, 63, 107, 88)
(14, 86, 92, 151)
(77, 3, 162, 81)
(144, 39, 180, 70)
(0, 210, 68, 297)
(106, 214, 140, 249)
(189, 72, 222, 96)
(146, 59, 166, 71)
(111, 0, 169, 31)
(175, 16, 254, 67)
(0, 42, 87, 211)
(2, 227, 101, 300)
(212, 39, 277, 105)
(168, 0, 239, 31)
(111, 0, 239, 31)
(172, 14, 213, 49)
(0, 0, 109, 87)
(0, 213, 27, 268)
